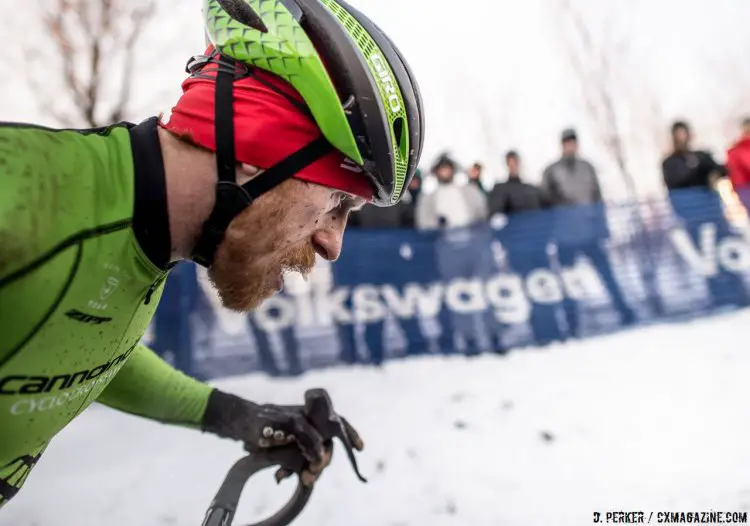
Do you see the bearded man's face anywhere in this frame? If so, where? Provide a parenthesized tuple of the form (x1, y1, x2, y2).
(208, 178, 364, 312)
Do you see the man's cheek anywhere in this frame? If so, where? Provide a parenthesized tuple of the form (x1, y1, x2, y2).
(284, 216, 321, 247)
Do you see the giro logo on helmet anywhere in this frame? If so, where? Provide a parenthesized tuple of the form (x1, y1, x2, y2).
(370, 53, 401, 114)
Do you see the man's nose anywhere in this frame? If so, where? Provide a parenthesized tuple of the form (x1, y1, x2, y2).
(311, 228, 344, 262)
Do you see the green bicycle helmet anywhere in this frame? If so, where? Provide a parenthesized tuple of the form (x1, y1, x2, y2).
(190, 0, 425, 267)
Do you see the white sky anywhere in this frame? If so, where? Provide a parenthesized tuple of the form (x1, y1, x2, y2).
(2, 0, 749, 199)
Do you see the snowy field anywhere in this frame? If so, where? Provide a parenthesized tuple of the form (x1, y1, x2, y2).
(6, 311, 750, 526)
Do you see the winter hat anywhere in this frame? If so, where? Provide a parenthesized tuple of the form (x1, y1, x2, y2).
(159, 48, 373, 201)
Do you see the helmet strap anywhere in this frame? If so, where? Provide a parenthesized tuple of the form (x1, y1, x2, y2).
(191, 61, 334, 268)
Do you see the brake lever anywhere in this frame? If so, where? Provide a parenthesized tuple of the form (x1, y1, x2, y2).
(304, 388, 367, 483)
(202, 388, 366, 526)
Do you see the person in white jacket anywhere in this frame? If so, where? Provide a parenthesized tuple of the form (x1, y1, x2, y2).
(415, 154, 496, 355)
(415, 155, 488, 230)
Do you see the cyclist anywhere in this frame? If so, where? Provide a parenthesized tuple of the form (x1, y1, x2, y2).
(0, 0, 424, 507)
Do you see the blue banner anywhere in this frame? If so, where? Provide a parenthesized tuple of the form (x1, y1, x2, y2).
(147, 187, 750, 380)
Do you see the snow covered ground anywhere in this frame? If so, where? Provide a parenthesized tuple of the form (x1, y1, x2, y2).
(6, 311, 750, 526)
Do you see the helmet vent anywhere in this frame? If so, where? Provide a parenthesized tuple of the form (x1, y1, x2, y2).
(215, 0, 268, 33)
(393, 117, 407, 160)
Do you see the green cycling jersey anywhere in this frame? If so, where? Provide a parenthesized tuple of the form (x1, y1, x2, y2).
(0, 118, 213, 507)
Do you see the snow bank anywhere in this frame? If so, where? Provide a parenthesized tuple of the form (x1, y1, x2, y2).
(5, 311, 750, 526)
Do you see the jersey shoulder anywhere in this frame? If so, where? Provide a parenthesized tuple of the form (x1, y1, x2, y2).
(0, 122, 136, 280)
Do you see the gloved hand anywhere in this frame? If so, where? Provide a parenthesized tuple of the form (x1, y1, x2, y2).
(202, 390, 364, 486)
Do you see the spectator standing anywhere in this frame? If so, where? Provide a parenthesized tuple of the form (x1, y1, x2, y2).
(342, 170, 423, 365)
(349, 170, 421, 229)
(399, 168, 423, 228)
(489, 150, 548, 214)
(662, 121, 726, 190)
(407, 167, 423, 205)
(468, 162, 488, 195)
(348, 200, 413, 229)
(416, 154, 488, 229)
(416, 154, 494, 355)
(541, 128, 602, 205)
(541, 128, 636, 337)
(489, 150, 561, 345)
(662, 120, 748, 308)
(726, 117, 750, 210)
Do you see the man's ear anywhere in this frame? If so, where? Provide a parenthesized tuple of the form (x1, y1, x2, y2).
(237, 163, 264, 185)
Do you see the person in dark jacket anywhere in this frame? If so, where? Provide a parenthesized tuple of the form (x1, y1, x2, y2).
(349, 169, 420, 229)
(489, 150, 563, 345)
(489, 150, 547, 214)
(662, 121, 725, 191)
(348, 201, 413, 229)
(662, 120, 748, 308)
(340, 169, 422, 364)
(407, 167, 423, 205)
(398, 167, 423, 227)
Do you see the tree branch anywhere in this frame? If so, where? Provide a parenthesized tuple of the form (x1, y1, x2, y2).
(110, 0, 155, 122)
(29, 0, 158, 127)
(550, 0, 648, 199)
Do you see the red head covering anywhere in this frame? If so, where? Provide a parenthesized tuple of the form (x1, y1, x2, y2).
(159, 49, 373, 201)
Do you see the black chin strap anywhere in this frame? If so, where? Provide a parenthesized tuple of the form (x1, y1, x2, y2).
(191, 62, 333, 268)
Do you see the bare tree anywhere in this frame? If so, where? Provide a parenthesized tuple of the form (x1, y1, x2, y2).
(550, 0, 668, 317)
(550, 0, 664, 200)
(25, 0, 156, 127)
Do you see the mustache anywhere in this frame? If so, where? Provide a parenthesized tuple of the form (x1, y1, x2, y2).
(279, 244, 317, 276)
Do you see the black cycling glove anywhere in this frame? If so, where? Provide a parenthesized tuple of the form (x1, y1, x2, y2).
(201, 389, 364, 484)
